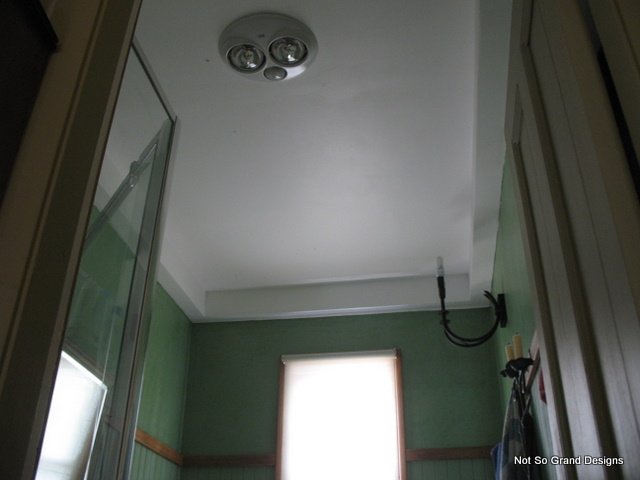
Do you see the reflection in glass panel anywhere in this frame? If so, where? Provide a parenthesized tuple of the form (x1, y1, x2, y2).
(36, 45, 174, 480)
(36, 353, 106, 480)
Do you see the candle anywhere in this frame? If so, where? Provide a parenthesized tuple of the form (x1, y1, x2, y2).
(505, 344, 515, 361)
(513, 334, 523, 358)
(437, 256, 444, 277)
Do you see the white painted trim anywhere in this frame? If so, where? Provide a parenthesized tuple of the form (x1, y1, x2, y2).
(203, 273, 479, 321)
(470, 0, 512, 297)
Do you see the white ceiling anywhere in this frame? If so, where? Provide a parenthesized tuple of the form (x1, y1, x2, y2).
(133, 0, 512, 321)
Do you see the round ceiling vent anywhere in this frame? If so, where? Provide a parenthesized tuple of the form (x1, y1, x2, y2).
(218, 13, 318, 82)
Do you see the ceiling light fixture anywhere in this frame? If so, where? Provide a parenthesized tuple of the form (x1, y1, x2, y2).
(218, 13, 318, 82)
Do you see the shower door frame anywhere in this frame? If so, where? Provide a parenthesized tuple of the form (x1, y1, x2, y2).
(86, 40, 178, 480)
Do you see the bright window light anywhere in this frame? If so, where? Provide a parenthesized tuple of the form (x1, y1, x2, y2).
(278, 350, 405, 480)
(36, 352, 107, 480)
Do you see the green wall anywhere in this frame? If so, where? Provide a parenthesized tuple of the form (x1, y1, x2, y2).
(181, 309, 504, 456)
(491, 159, 556, 479)
(491, 159, 537, 408)
(137, 283, 192, 449)
(131, 282, 192, 479)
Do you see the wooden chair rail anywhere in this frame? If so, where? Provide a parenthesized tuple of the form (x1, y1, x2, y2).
(136, 429, 492, 468)
(135, 429, 183, 466)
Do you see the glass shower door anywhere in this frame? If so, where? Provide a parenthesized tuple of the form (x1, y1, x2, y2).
(36, 43, 175, 480)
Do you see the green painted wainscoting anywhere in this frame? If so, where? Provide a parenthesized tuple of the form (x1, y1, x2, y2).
(407, 458, 494, 479)
(181, 466, 275, 480)
(180, 459, 494, 480)
(130, 283, 192, 480)
(131, 443, 182, 479)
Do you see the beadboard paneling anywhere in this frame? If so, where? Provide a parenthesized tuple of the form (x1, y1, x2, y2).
(131, 443, 181, 480)
(178, 459, 492, 480)
(180, 465, 276, 480)
(407, 459, 494, 480)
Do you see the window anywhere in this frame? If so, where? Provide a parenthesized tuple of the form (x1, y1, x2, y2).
(36, 352, 107, 480)
(277, 350, 406, 480)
